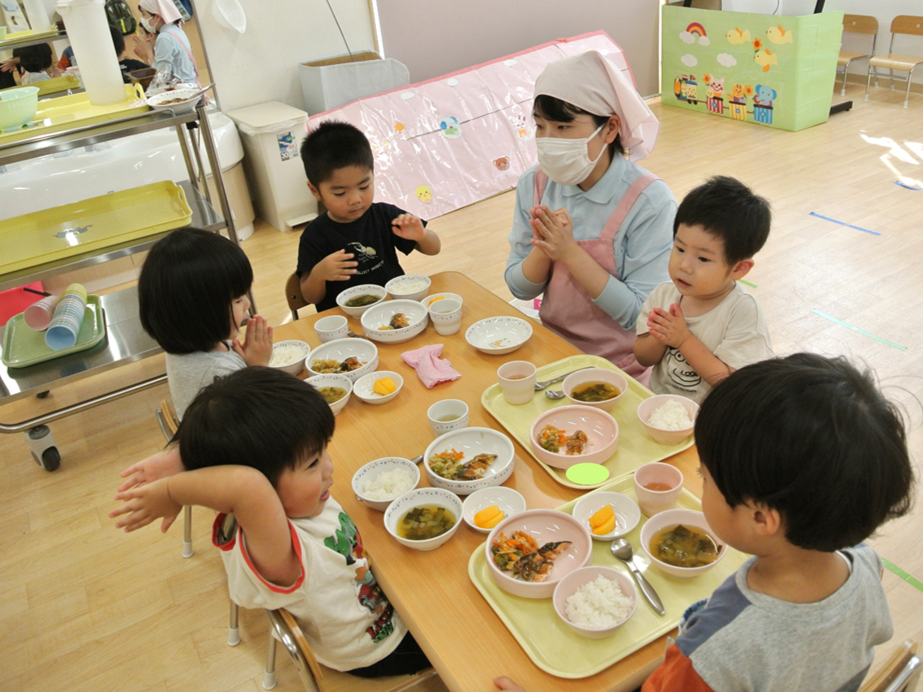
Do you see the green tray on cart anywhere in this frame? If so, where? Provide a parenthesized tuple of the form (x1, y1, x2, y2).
(2, 295, 106, 368)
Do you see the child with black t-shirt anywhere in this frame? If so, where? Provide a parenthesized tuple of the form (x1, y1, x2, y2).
(296, 121, 441, 312)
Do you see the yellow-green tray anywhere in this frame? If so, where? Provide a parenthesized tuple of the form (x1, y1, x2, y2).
(468, 475, 748, 679)
(0, 83, 146, 145)
(0, 75, 80, 97)
(0, 181, 192, 275)
(2, 295, 106, 368)
(481, 355, 695, 489)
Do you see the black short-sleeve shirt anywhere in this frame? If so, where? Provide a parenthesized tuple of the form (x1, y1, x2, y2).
(296, 202, 423, 313)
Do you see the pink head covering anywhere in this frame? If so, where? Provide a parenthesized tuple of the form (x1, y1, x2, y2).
(138, 0, 183, 24)
(534, 51, 660, 162)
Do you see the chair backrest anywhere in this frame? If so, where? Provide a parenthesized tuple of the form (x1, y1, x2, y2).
(266, 608, 324, 692)
(860, 640, 922, 692)
(155, 399, 179, 442)
(844, 14, 879, 36)
(891, 16, 923, 38)
(285, 272, 309, 321)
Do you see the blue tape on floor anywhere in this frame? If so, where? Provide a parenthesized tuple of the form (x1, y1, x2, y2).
(809, 212, 881, 236)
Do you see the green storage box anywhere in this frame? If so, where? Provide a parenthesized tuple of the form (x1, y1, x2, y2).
(661, 5, 843, 131)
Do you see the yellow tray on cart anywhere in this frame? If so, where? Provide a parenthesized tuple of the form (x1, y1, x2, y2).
(468, 475, 748, 679)
(0, 84, 147, 145)
(0, 75, 81, 98)
(0, 181, 192, 275)
(481, 355, 695, 489)
(3, 29, 60, 42)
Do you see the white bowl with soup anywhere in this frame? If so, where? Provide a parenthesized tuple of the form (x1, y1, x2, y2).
(385, 274, 432, 302)
(384, 487, 463, 551)
(306, 338, 378, 383)
(562, 368, 629, 411)
(305, 373, 352, 415)
(640, 508, 726, 578)
(336, 284, 387, 317)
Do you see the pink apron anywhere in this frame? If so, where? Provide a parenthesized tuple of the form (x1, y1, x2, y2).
(534, 168, 659, 381)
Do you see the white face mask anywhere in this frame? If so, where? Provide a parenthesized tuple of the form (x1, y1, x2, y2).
(140, 16, 158, 33)
(535, 124, 607, 186)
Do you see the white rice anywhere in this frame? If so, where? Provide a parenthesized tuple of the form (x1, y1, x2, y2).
(565, 575, 633, 628)
(362, 468, 415, 500)
(390, 279, 429, 294)
(648, 399, 693, 431)
(270, 344, 307, 367)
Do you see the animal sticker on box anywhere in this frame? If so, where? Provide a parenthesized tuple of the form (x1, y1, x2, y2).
(753, 39, 778, 73)
(440, 116, 461, 139)
(704, 73, 725, 114)
(673, 75, 700, 106)
(765, 25, 793, 44)
(752, 85, 777, 125)
(728, 83, 751, 121)
(726, 27, 751, 45)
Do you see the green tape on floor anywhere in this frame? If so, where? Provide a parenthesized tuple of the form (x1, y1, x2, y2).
(882, 558, 923, 594)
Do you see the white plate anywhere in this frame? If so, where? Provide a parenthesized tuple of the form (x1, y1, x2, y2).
(423, 427, 515, 495)
(146, 88, 202, 113)
(360, 299, 428, 344)
(465, 316, 533, 355)
(306, 337, 378, 382)
(463, 486, 527, 533)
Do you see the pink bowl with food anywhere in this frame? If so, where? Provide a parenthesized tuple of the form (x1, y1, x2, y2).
(529, 405, 619, 470)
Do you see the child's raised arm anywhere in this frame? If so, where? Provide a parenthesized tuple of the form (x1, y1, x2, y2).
(392, 214, 441, 256)
(111, 465, 301, 586)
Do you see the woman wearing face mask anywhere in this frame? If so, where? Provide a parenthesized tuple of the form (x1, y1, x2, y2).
(137, 0, 197, 85)
(505, 51, 675, 379)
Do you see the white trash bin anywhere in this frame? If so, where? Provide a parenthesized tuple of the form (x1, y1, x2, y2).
(226, 101, 316, 233)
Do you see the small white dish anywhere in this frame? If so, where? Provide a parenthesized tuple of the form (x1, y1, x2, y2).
(352, 457, 420, 511)
(462, 486, 526, 533)
(465, 316, 533, 355)
(385, 274, 431, 302)
(306, 337, 378, 383)
(268, 339, 310, 376)
(361, 299, 429, 344)
(572, 492, 641, 541)
(305, 373, 352, 415)
(352, 370, 404, 405)
(336, 284, 387, 318)
(146, 88, 202, 113)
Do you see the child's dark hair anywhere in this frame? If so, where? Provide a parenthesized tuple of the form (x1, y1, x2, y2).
(13, 43, 53, 73)
(533, 94, 625, 158)
(674, 176, 771, 265)
(300, 120, 374, 186)
(139, 227, 253, 354)
(109, 23, 126, 56)
(696, 353, 914, 552)
(175, 367, 335, 487)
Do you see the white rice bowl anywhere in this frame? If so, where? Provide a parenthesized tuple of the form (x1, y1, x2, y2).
(552, 566, 637, 638)
(351, 457, 421, 512)
(648, 400, 694, 430)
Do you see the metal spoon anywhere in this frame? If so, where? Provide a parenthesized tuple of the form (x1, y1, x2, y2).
(611, 538, 666, 616)
(545, 390, 566, 400)
(533, 366, 593, 391)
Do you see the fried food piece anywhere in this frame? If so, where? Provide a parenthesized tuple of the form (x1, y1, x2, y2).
(390, 312, 409, 329)
(565, 430, 588, 456)
(455, 453, 497, 481)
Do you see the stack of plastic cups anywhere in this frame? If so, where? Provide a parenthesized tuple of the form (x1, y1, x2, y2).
(45, 283, 87, 350)
(23, 294, 61, 331)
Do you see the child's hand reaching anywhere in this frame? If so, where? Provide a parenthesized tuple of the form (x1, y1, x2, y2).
(493, 677, 529, 692)
(117, 446, 184, 493)
(391, 213, 426, 242)
(319, 249, 358, 282)
(647, 302, 691, 348)
(110, 478, 182, 533)
(530, 206, 575, 261)
(233, 314, 273, 367)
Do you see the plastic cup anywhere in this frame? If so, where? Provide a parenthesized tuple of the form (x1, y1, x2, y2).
(634, 462, 683, 516)
(427, 399, 469, 438)
(44, 283, 87, 351)
(315, 315, 348, 342)
(23, 294, 60, 331)
(429, 298, 462, 335)
(497, 361, 536, 405)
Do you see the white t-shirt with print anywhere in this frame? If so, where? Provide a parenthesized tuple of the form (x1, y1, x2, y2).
(637, 281, 774, 404)
(214, 497, 406, 671)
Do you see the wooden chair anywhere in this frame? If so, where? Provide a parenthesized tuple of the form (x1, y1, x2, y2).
(860, 640, 922, 692)
(838, 15, 878, 96)
(155, 399, 243, 646)
(285, 272, 309, 321)
(865, 16, 923, 108)
(262, 609, 440, 692)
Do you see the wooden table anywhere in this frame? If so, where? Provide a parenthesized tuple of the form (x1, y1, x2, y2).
(275, 271, 700, 692)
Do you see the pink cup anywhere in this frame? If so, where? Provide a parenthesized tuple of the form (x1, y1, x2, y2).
(634, 462, 683, 516)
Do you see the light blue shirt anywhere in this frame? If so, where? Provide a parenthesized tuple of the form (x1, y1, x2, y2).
(153, 25, 197, 84)
(505, 155, 675, 330)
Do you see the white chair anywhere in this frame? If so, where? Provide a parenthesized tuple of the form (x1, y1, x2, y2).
(838, 15, 878, 96)
(860, 640, 922, 692)
(865, 16, 923, 108)
(262, 608, 440, 692)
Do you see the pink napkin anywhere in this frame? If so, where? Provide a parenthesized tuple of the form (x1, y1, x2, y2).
(401, 344, 461, 389)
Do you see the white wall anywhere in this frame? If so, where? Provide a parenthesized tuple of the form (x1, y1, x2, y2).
(193, 0, 376, 112)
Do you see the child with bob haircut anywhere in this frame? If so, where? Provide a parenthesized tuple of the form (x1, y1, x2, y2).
(138, 227, 272, 419)
(634, 176, 774, 403)
(111, 367, 431, 677)
(495, 353, 915, 692)
(296, 120, 441, 312)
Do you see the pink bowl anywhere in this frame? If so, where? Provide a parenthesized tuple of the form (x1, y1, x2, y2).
(485, 509, 593, 599)
(529, 405, 619, 470)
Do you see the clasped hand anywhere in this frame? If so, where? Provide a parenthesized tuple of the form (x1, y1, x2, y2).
(647, 302, 691, 348)
(232, 314, 273, 366)
(529, 205, 575, 262)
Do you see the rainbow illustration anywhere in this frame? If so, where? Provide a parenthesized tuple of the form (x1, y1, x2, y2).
(686, 22, 707, 38)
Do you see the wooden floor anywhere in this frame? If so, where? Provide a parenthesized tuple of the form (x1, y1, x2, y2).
(2, 82, 922, 691)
